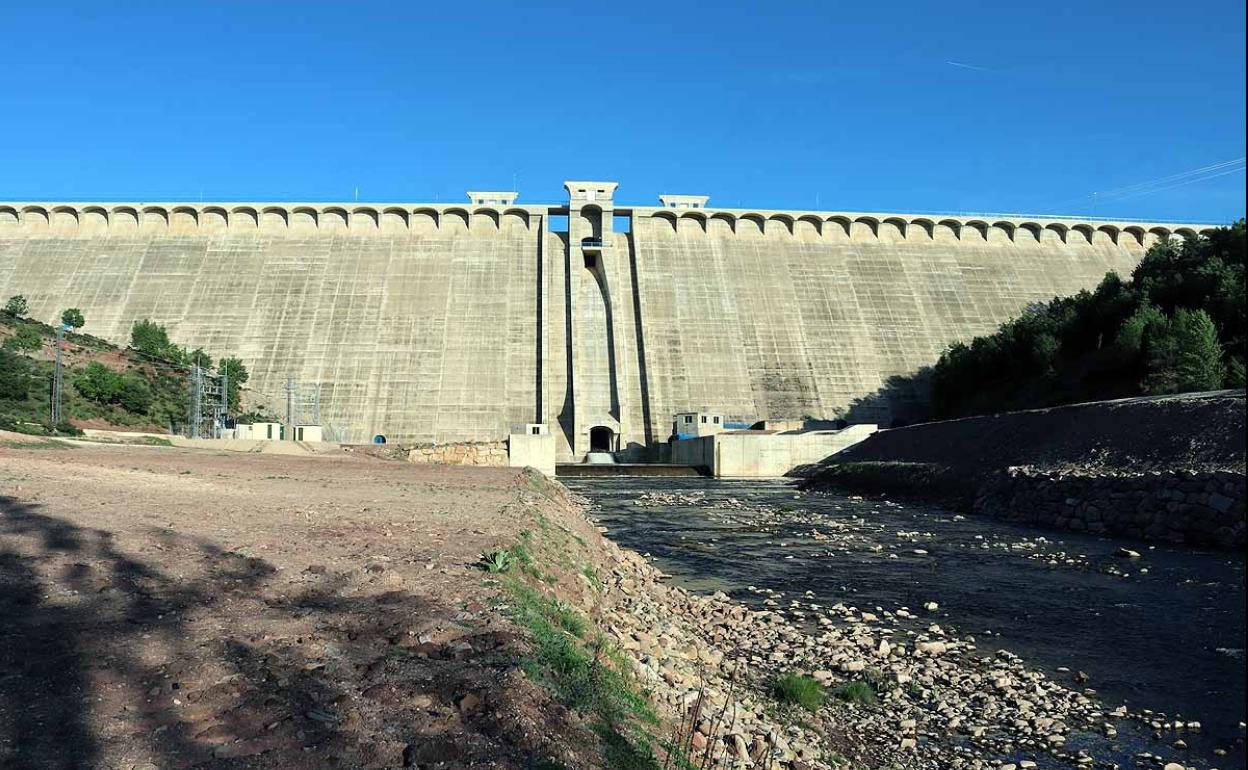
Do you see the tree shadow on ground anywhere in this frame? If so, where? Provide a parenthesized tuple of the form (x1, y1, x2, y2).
(0, 496, 587, 769)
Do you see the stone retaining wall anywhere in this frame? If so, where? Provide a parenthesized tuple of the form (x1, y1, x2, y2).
(406, 441, 508, 466)
(975, 468, 1246, 548)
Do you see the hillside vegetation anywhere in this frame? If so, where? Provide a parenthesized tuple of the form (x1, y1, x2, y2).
(930, 220, 1246, 419)
(0, 311, 254, 436)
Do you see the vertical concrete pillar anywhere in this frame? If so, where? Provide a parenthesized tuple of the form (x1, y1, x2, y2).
(563, 181, 622, 459)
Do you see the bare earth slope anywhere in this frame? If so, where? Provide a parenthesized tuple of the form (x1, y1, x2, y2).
(0, 439, 606, 770)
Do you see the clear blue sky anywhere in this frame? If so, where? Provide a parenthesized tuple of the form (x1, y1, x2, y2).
(2, 1, 1244, 222)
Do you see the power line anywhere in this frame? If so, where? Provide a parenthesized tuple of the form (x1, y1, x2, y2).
(1046, 156, 1245, 211)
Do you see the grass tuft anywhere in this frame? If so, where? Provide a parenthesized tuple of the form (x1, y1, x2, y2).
(770, 672, 826, 713)
(832, 679, 878, 707)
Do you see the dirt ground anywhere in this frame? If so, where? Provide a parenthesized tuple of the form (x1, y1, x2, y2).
(0, 435, 604, 770)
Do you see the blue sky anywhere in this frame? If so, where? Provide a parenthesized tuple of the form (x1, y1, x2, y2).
(1, 1, 1243, 222)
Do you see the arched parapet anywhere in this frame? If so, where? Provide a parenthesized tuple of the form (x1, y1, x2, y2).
(908, 218, 935, 241)
(111, 206, 140, 233)
(708, 212, 735, 236)
(961, 220, 988, 243)
(229, 206, 258, 232)
(650, 211, 678, 231)
(50, 206, 79, 234)
(934, 218, 961, 242)
(1174, 227, 1198, 241)
(1041, 223, 1067, 244)
(737, 213, 765, 237)
(169, 206, 197, 234)
(677, 211, 707, 235)
(411, 207, 439, 234)
(1069, 223, 1095, 245)
(850, 216, 878, 241)
(81, 207, 111, 234)
(880, 216, 907, 242)
(351, 207, 380, 233)
(260, 206, 288, 232)
(21, 206, 49, 231)
(1121, 226, 1146, 249)
(987, 221, 1014, 244)
(0, 205, 18, 230)
(502, 208, 529, 230)
(321, 207, 349, 233)
(201, 206, 228, 232)
(440, 207, 469, 233)
(290, 207, 318, 232)
(381, 207, 409, 233)
(826, 216, 852, 241)
(1016, 222, 1043, 244)
(470, 207, 499, 231)
(795, 215, 822, 240)
(765, 214, 794, 237)
(141, 206, 168, 232)
(1198, 227, 1219, 238)
(1092, 224, 1118, 246)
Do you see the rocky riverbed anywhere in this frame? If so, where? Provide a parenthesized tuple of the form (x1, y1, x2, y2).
(574, 478, 1247, 770)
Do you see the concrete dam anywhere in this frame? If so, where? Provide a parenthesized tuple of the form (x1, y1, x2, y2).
(0, 182, 1210, 461)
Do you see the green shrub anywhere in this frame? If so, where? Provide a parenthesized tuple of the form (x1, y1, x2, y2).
(480, 549, 517, 573)
(74, 362, 124, 405)
(770, 673, 826, 712)
(116, 374, 153, 413)
(0, 348, 32, 400)
(3, 325, 42, 352)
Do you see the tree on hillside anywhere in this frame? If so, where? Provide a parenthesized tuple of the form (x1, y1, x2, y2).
(188, 348, 213, 369)
(3, 295, 28, 317)
(1173, 308, 1226, 392)
(116, 374, 153, 413)
(130, 319, 182, 362)
(0, 348, 31, 400)
(74, 362, 125, 404)
(929, 220, 1246, 419)
(218, 356, 249, 411)
(73, 361, 153, 415)
(61, 308, 85, 329)
(2, 325, 42, 352)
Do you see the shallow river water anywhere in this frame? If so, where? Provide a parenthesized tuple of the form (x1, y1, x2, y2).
(565, 477, 1247, 769)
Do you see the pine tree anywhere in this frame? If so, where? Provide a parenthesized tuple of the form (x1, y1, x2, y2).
(1172, 308, 1225, 392)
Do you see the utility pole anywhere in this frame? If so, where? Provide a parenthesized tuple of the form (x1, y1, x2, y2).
(50, 323, 66, 425)
(188, 364, 203, 438)
(218, 367, 229, 438)
(285, 377, 295, 441)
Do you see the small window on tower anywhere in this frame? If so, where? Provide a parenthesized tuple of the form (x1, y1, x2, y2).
(684, 416, 693, 424)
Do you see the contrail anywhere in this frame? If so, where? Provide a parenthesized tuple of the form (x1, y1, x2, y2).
(945, 60, 995, 73)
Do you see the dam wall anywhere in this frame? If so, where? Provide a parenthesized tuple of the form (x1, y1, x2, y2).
(0, 186, 1212, 461)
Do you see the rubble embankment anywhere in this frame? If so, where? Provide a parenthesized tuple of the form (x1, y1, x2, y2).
(798, 391, 1247, 547)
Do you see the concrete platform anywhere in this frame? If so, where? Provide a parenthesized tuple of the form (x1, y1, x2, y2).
(555, 463, 706, 477)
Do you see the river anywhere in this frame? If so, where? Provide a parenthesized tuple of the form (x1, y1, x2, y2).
(565, 477, 1246, 769)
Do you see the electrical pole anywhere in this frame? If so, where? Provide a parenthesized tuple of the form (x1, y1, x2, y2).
(51, 323, 66, 426)
(188, 364, 203, 439)
(285, 377, 295, 441)
(219, 367, 229, 438)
